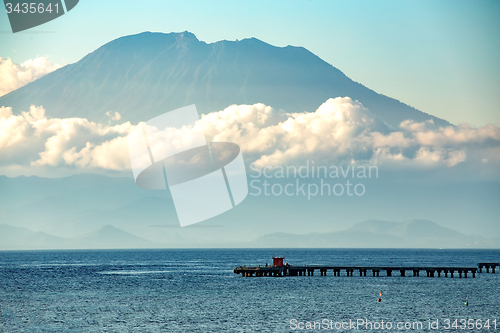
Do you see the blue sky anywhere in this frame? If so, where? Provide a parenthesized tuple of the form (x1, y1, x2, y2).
(0, 0, 499, 126)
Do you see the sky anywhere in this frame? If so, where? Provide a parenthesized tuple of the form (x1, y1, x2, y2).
(0, 0, 499, 243)
(0, 0, 499, 127)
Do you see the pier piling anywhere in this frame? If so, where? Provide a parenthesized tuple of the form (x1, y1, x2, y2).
(478, 263, 499, 273)
(234, 260, 485, 280)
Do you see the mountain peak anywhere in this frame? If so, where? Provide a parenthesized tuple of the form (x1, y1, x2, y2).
(98, 224, 119, 231)
(177, 31, 198, 40)
(0, 31, 451, 127)
(75, 225, 154, 249)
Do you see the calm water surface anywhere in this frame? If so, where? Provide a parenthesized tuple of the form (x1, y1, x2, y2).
(0, 249, 498, 332)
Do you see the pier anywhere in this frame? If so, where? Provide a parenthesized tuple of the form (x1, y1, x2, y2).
(478, 262, 499, 273)
(233, 258, 497, 279)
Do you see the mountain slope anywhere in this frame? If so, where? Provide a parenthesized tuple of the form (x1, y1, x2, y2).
(0, 224, 67, 249)
(254, 230, 407, 248)
(2, 174, 500, 241)
(62, 196, 179, 237)
(72, 225, 156, 249)
(0, 174, 170, 236)
(254, 220, 492, 248)
(0, 224, 156, 250)
(0, 31, 450, 128)
(1, 219, 498, 249)
(349, 219, 483, 247)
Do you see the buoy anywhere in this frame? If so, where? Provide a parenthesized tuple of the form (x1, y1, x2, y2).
(377, 291, 382, 302)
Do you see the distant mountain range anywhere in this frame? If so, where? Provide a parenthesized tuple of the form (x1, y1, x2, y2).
(0, 174, 172, 237)
(0, 224, 155, 250)
(0, 31, 450, 128)
(1, 173, 499, 245)
(254, 219, 500, 248)
(1, 219, 498, 250)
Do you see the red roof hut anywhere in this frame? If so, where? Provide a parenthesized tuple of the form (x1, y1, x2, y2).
(273, 257, 284, 267)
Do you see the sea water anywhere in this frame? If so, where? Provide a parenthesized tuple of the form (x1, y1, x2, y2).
(0, 249, 498, 332)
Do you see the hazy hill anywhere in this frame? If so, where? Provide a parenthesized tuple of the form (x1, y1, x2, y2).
(255, 230, 407, 248)
(71, 225, 155, 249)
(0, 223, 67, 250)
(0, 31, 450, 128)
(63, 196, 179, 238)
(0, 224, 156, 250)
(1, 174, 499, 243)
(254, 220, 496, 248)
(2, 219, 498, 250)
(0, 174, 169, 235)
(349, 219, 476, 245)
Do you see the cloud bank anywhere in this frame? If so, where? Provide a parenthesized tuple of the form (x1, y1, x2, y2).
(1, 98, 499, 175)
(0, 106, 132, 170)
(0, 57, 61, 97)
(200, 98, 500, 169)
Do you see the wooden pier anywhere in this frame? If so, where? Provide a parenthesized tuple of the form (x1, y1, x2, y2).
(478, 262, 499, 273)
(234, 258, 498, 279)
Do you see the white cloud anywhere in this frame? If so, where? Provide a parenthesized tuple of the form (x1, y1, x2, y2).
(201, 97, 500, 169)
(0, 57, 61, 97)
(0, 105, 134, 170)
(105, 111, 122, 121)
(0, 98, 499, 175)
(201, 97, 384, 167)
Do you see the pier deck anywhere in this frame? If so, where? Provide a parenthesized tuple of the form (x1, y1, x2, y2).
(478, 263, 499, 273)
(234, 265, 481, 278)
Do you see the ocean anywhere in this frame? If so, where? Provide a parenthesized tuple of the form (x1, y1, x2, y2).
(0, 249, 498, 332)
